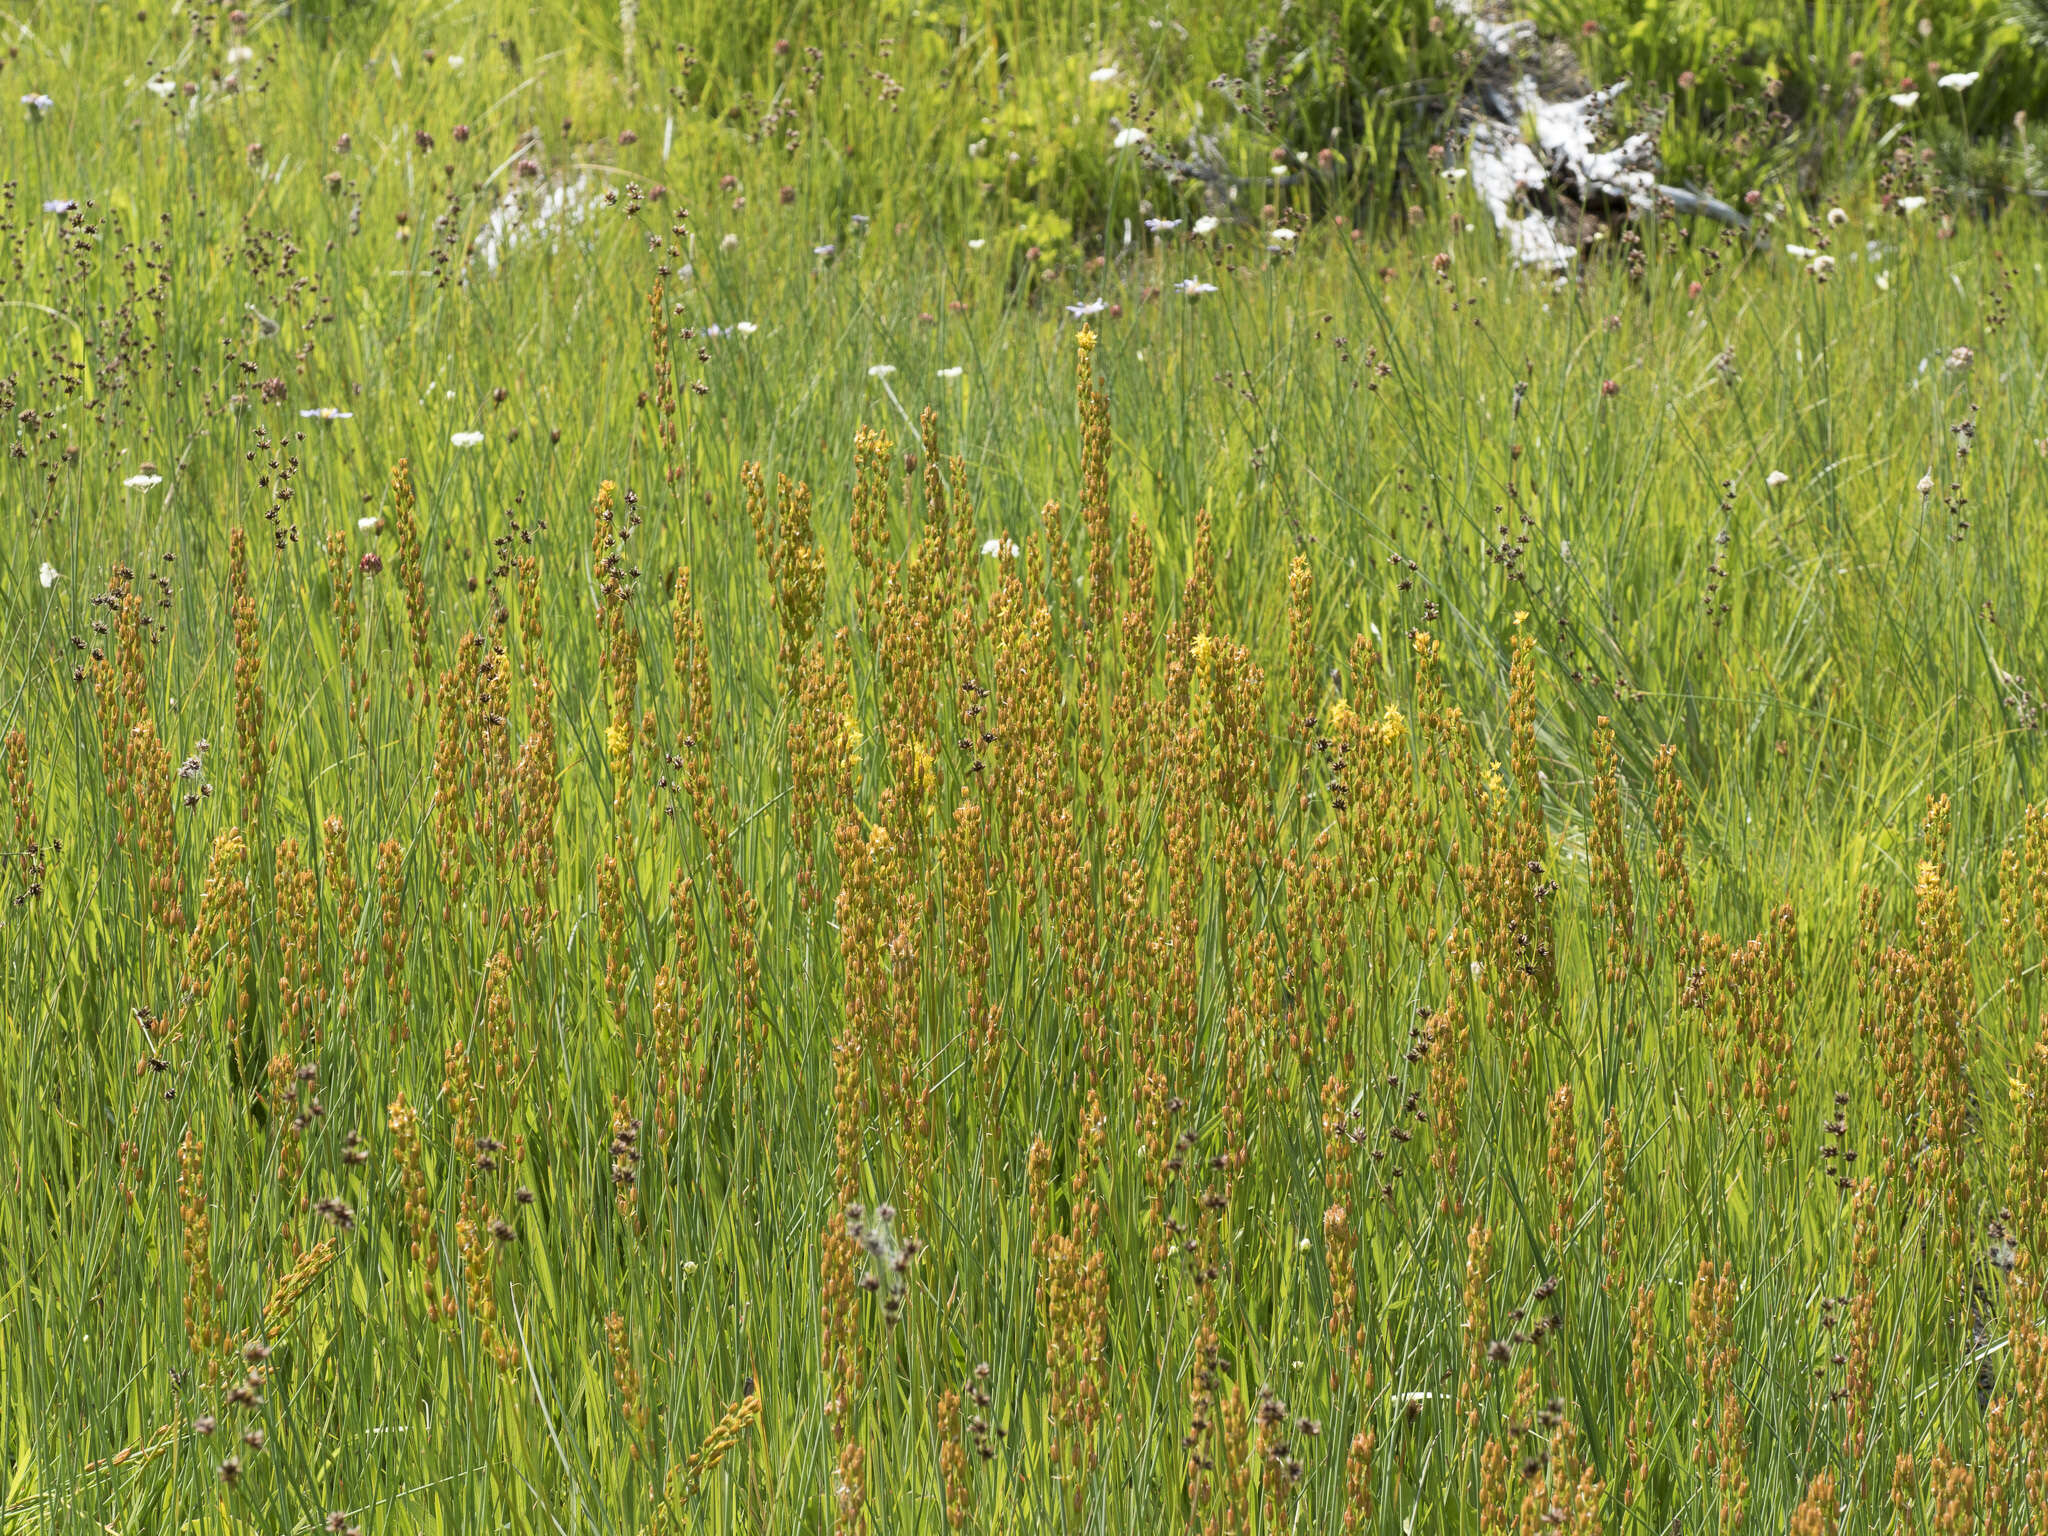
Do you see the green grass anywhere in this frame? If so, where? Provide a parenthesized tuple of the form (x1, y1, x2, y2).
(5, 3, 2048, 1534)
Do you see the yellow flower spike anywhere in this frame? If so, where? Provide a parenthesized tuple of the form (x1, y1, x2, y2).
(911, 741, 937, 806)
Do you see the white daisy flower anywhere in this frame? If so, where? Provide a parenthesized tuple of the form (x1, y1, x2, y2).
(449, 430, 484, 447)
(1145, 218, 1182, 233)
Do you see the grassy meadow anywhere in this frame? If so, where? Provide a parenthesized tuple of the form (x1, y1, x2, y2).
(5, 2, 2048, 1533)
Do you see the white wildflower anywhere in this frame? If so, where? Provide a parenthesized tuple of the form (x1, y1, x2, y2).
(145, 76, 177, 99)
(967, 238, 986, 250)
(449, 430, 484, 447)
(1808, 254, 1836, 279)
(41, 199, 75, 213)
(937, 366, 964, 379)
(1145, 217, 1182, 233)
(1897, 196, 1927, 213)
(1268, 227, 1297, 242)
(1441, 167, 1469, 182)
(20, 92, 52, 114)
(123, 473, 163, 490)
(980, 536, 1018, 558)
(720, 232, 739, 252)
(1784, 244, 1816, 258)
(1112, 126, 1147, 149)
(813, 243, 836, 258)
(225, 45, 254, 64)
(1176, 278, 1219, 296)
(1066, 298, 1107, 318)
(1826, 207, 1849, 227)
(38, 561, 60, 588)
(299, 406, 354, 420)
(357, 516, 383, 532)
(1936, 71, 1978, 91)
(1889, 91, 1919, 108)
(1088, 65, 1119, 84)
(1945, 345, 1973, 371)
(734, 321, 758, 335)
(1765, 470, 1790, 488)
(1875, 271, 1890, 291)
(1192, 215, 1220, 235)
(1917, 472, 1936, 497)
(866, 364, 896, 378)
